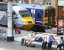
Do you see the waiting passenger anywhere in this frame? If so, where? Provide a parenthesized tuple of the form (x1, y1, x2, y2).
(57, 37, 64, 50)
(42, 37, 47, 49)
(48, 35, 55, 50)
(21, 38, 25, 46)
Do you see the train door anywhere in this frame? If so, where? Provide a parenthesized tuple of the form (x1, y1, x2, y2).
(27, 8, 43, 26)
(48, 6, 56, 28)
(43, 6, 56, 28)
(35, 9, 43, 26)
(43, 9, 48, 28)
(32, 9, 45, 32)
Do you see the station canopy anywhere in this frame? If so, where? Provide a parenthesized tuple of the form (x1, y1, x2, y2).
(17, 4, 44, 9)
(12, 6, 27, 13)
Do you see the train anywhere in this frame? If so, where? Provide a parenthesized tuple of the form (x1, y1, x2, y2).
(12, 5, 35, 30)
(12, 4, 56, 31)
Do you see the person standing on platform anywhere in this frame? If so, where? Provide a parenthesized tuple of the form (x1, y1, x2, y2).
(48, 35, 55, 50)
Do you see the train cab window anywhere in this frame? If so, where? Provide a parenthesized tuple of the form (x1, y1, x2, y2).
(19, 11, 31, 17)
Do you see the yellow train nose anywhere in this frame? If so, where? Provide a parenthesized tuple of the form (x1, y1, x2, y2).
(21, 17, 35, 30)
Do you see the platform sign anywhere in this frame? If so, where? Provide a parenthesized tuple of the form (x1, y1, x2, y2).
(58, 0, 64, 6)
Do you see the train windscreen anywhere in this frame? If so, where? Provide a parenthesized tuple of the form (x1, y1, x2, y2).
(19, 11, 31, 17)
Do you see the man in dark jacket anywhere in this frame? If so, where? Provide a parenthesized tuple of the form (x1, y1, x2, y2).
(57, 37, 64, 50)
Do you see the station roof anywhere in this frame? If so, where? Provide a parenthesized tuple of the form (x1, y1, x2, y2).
(18, 4, 43, 9)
